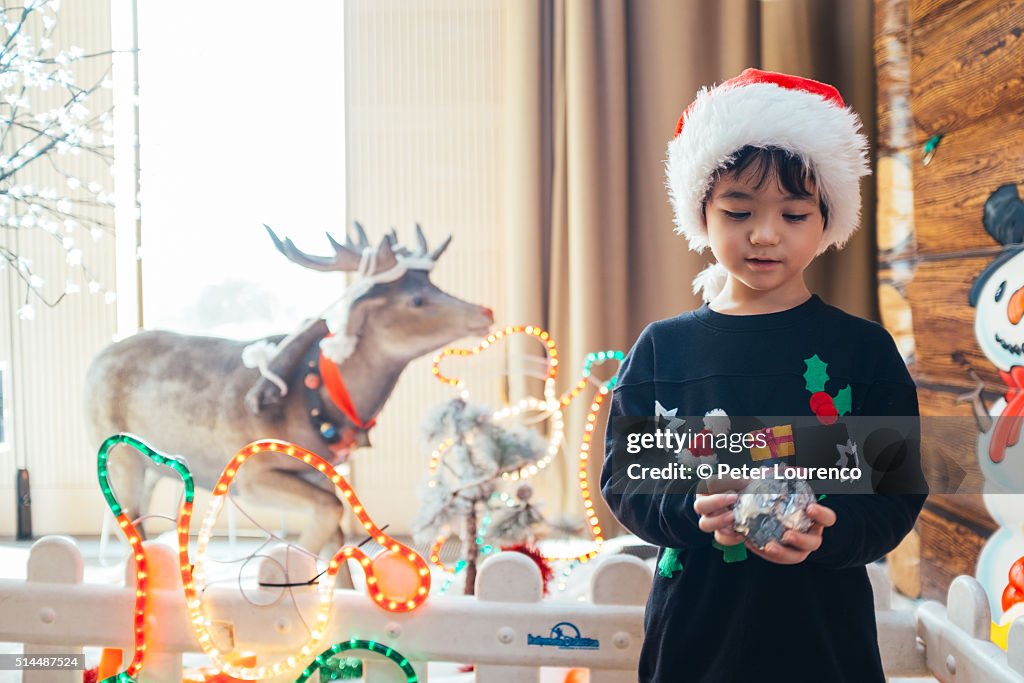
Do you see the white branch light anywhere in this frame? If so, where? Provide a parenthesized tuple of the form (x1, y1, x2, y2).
(0, 0, 116, 316)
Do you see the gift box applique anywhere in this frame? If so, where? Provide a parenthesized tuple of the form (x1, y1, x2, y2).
(748, 424, 795, 461)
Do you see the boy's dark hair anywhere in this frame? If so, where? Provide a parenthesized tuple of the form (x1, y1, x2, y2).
(700, 145, 830, 229)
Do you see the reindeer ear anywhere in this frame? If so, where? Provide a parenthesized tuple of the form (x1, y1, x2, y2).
(375, 235, 398, 272)
(346, 295, 372, 339)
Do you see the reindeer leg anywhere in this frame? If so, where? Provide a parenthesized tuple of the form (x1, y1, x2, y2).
(303, 474, 355, 590)
(231, 465, 354, 588)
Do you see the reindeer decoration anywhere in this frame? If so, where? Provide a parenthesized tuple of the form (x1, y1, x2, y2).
(84, 224, 494, 557)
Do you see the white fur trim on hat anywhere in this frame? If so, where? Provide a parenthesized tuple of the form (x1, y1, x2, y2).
(666, 75, 870, 300)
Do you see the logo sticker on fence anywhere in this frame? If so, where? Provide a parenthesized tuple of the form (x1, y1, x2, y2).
(527, 622, 600, 650)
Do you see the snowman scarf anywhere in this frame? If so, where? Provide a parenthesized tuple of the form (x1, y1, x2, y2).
(992, 366, 1024, 463)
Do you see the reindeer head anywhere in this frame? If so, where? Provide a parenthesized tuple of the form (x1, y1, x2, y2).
(264, 223, 494, 361)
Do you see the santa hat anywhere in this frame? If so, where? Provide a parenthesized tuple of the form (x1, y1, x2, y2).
(666, 68, 871, 301)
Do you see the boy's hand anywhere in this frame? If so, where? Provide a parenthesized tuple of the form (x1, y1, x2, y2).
(746, 503, 837, 565)
(693, 475, 755, 547)
(694, 477, 838, 563)
(694, 491, 745, 546)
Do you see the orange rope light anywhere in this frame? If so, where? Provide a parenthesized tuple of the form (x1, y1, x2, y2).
(187, 439, 432, 680)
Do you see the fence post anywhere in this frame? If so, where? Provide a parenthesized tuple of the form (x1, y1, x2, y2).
(869, 562, 928, 676)
(23, 536, 84, 683)
(134, 540, 184, 682)
(474, 552, 543, 683)
(588, 555, 651, 683)
(947, 575, 991, 640)
(916, 575, 1012, 683)
(867, 562, 892, 611)
(1007, 618, 1024, 675)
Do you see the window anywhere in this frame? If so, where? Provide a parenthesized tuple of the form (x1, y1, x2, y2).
(132, 1, 346, 339)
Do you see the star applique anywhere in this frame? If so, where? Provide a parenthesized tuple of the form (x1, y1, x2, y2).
(655, 400, 687, 431)
(835, 438, 859, 469)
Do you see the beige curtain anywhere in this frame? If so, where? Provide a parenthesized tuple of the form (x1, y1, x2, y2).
(502, 0, 878, 531)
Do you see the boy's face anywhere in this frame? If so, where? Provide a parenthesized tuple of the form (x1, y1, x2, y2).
(704, 167, 824, 300)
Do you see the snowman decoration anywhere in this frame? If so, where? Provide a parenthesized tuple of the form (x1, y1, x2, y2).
(960, 183, 1024, 620)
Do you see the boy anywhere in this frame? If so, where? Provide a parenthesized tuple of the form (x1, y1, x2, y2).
(600, 69, 928, 682)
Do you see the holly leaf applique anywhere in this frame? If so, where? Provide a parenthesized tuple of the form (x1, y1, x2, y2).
(658, 547, 685, 578)
(833, 385, 852, 416)
(803, 354, 829, 393)
(712, 539, 748, 563)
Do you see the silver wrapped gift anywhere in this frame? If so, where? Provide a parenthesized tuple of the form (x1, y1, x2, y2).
(733, 477, 816, 550)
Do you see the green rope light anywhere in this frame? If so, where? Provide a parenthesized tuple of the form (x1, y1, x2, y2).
(294, 640, 418, 682)
(100, 673, 136, 683)
(97, 432, 195, 514)
(582, 350, 625, 389)
(97, 433, 194, 683)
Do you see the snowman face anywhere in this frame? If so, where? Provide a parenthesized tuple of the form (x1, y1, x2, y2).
(974, 250, 1024, 372)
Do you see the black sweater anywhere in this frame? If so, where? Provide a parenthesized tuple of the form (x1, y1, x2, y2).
(600, 294, 927, 683)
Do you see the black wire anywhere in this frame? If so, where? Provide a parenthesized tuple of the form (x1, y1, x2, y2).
(257, 524, 390, 588)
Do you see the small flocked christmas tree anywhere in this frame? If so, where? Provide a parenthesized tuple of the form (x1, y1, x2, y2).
(413, 397, 549, 595)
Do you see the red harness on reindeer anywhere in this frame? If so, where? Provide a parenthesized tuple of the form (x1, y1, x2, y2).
(302, 336, 378, 462)
(319, 351, 378, 431)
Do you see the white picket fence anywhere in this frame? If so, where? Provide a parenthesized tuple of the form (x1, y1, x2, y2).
(2, 536, 1024, 682)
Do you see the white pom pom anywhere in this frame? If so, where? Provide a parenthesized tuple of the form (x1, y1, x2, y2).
(676, 449, 699, 468)
(677, 449, 718, 468)
(320, 334, 359, 364)
(692, 262, 728, 302)
(241, 340, 288, 396)
(703, 409, 731, 435)
(241, 339, 278, 369)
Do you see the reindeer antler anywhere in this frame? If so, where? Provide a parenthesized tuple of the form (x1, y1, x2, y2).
(413, 223, 452, 261)
(350, 221, 371, 250)
(264, 224, 363, 272)
(429, 234, 452, 261)
(415, 223, 429, 256)
(386, 228, 417, 258)
(265, 222, 448, 273)
(325, 231, 348, 254)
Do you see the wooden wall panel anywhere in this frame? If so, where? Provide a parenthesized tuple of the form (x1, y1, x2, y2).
(876, 0, 1024, 602)
(918, 505, 995, 599)
(902, 256, 1008, 390)
(917, 386, 989, 520)
(909, 0, 1024, 132)
(910, 0, 969, 22)
(910, 112, 1024, 256)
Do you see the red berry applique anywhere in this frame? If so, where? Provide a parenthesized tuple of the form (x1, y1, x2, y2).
(803, 354, 851, 425)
